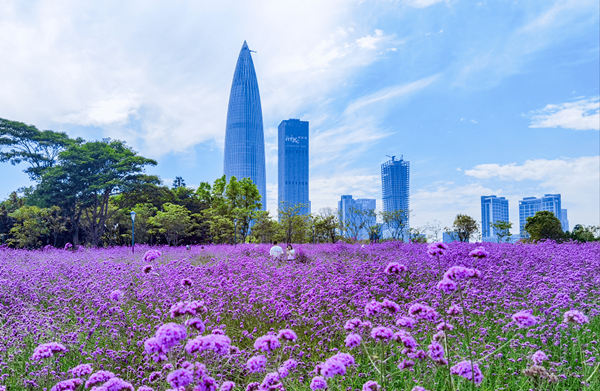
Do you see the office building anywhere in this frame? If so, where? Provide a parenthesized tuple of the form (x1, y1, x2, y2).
(519, 194, 563, 238)
(381, 156, 410, 240)
(224, 41, 267, 209)
(338, 195, 376, 240)
(481, 195, 509, 242)
(278, 119, 310, 217)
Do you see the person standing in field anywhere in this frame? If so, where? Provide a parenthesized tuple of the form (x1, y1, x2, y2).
(286, 244, 295, 261)
(269, 241, 283, 258)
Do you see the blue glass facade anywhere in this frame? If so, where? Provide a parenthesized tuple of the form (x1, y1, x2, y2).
(519, 194, 563, 238)
(338, 195, 376, 240)
(224, 41, 266, 209)
(278, 119, 310, 217)
(481, 195, 509, 241)
(381, 156, 409, 239)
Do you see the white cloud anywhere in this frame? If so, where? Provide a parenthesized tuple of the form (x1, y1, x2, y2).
(464, 156, 600, 227)
(344, 74, 439, 114)
(0, 0, 398, 158)
(529, 97, 599, 131)
(411, 182, 495, 230)
(403, 0, 446, 8)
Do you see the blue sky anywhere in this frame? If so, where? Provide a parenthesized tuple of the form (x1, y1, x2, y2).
(0, 0, 598, 235)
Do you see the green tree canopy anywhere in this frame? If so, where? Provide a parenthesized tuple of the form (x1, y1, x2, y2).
(36, 139, 157, 246)
(492, 220, 513, 243)
(0, 118, 77, 179)
(453, 214, 479, 242)
(525, 211, 565, 242)
(149, 203, 192, 246)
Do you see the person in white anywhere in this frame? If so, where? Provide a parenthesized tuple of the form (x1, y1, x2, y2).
(286, 244, 296, 261)
(269, 241, 284, 258)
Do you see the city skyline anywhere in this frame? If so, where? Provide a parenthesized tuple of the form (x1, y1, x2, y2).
(0, 1, 598, 233)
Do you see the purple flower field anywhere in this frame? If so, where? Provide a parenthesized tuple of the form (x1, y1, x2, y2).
(1, 242, 599, 390)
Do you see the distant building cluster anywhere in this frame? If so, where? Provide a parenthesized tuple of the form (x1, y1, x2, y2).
(223, 41, 410, 233)
(222, 42, 569, 242)
(223, 41, 311, 216)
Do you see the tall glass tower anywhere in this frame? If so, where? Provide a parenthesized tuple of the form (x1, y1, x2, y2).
(278, 119, 310, 217)
(481, 195, 509, 241)
(224, 41, 266, 209)
(381, 156, 410, 239)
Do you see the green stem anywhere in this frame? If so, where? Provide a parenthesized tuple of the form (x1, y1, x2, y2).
(585, 362, 600, 384)
(361, 341, 381, 375)
(459, 288, 476, 391)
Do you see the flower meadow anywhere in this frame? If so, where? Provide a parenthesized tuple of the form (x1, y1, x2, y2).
(1, 242, 599, 390)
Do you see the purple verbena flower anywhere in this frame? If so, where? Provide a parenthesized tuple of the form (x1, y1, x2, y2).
(362, 380, 380, 391)
(31, 342, 67, 361)
(408, 303, 439, 322)
(69, 363, 92, 377)
(50, 378, 82, 391)
(254, 334, 281, 352)
(396, 316, 417, 329)
(563, 310, 589, 325)
(469, 246, 488, 258)
(185, 318, 206, 333)
(247, 355, 267, 373)
(310, 376, 327, 390)
(384, 262, 407, 274)
(142, 249, 161, 262)
(155, 323, 187, 351)
(85, 371, 116, 388)
(511, 310, 537, 328)
(450, 360, 484, 385)
(427, 242, 448, 257)
(531, 350, 549, 365)
(345, 333, 362, 348)
(167, 368, 193, 388)
(169, 300, 208, 318)
(101, 377, 134, 391)
(220, 381, 235, 391)
(277, 329, 297, 342)
(370, 326, 394, 341)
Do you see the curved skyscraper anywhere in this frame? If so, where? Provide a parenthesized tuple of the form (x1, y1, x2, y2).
(224, 41, 266, 209)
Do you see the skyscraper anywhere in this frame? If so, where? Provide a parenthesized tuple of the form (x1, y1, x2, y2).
(519, 194, 563, 238)
(481, 195, 509, 242)
(561, 209, 569, 232)
(278, 119, 310, 217)
(381, 156, 410, 239)
(338, 195, 376, 240)
(224, 41, 266, 209)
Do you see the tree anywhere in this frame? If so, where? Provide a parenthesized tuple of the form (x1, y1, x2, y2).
(0, 192, 24, 243)
(313, 208, 339, 243)
(525, 211, 565, 242)
(341, 207, 376, 241)
(368, 224, 382, 243)
(172, 176, 186, 189)
(278, 203, 310, 244)
(35, 140, 157, 246)
(8, 206, 51, 248)
(569, 224, 599, 242)
(250, 211, 278, 243)
(0, 118, 77, 179)
(492, 220, 512, 243)
(381, 209, 409, 241)
(453, 214, 478, 242)
(226, 177, 262, 243)
(149, 203, 192, 245)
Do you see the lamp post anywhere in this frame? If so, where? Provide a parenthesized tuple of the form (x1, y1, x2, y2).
(130, 211, 136, 254)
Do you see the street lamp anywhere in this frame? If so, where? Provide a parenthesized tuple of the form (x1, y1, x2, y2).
(130, 211, 136, 254)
